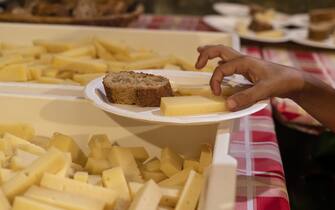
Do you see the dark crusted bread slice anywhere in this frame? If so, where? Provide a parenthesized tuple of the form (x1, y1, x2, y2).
(103, 71, 173, 107)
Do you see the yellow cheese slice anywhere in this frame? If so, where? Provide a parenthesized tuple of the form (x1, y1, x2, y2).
(102, 167, 130, 201)
(160, 96, 227, 116)
(25, 186, 104, 210)
(40, 173, 117, 209)
(2, 148, 65, 201)
(12, 196, 64, 210)
(129, 182, 181, 207)
(175, 170, 204, 210)
(128, 180, 162, 210)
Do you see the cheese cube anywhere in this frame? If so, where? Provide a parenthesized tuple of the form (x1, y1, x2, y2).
(59, 46, 96, 57)
(0, 168, 17, 184)
(183, 160, 200, 172)
(129, 182, 181, 207)
(175, 171, 204, 210)
(2, 148, 65, 200)
(108, 146, 143, 182)
(160, 148, 183, 177)
(85, 157, 111, 174)
(143, 157, 161, 172)
(25, 186, 104, 210)
(126, 147, 149, 162)
(160, 96, 227, 116)
(12, 196, 65, 210)
(73, 73, 105, 85)
(53, 56, 107, 74)
(159, 168, 192, 187)
(102, 167, 130, 200)
(9, 149, 39, 170)
(48, 132, 87, 166)
(142, 171, 167, 183)
(40, 173, 117, 209)
(0, 64, 29, 82)
(3, 132, 45, 155)
(199, 144, 213, 173)
(129, 180, 162, 210)
(0, 189, 10, 210)
(56, 153, 72, 177)
(33, 39, 74, 53)
(74, 171, 89, 183)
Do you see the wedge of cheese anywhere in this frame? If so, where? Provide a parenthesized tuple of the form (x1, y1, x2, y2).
(175, 170, 204, 210)
(12, 196, 64, 210)
(108, 146, 143, 182)
(129, 182, 181, 207)
(2, 148, 65, 200)
(160, 147, 183, 177)
(25, 186, 104, 210)
(160, 96, 227, 116)
(128, 180, 162, 210)
(102, 167, 130, 201)
(40, 173, 117, 209)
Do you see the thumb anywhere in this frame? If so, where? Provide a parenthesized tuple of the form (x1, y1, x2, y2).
(226, 84, 269, 111)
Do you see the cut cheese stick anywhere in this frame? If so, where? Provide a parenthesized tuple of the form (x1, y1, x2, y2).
(0, 189, 10, 210)
(183, 160, 200, 172)
(9, 149, 39, 170)
(0, 168, 17, 184)
(74, 171, 89, 183)
(160, 96, 227, 116)
(102, 167, 130, 200)
(160, 147, 183, 177)
(33, 39, 74, 53)
(2, 148, 65, 201)
(1, 46, 46, 57)
(73, 73, 105, 85)
(175, 170, 204, 210)
(53, 56, 107, 74)
(126, 147, 149, 162)
(142, 171, 167, 183)
(25, 186, 104, 210)
(3, 132, 45, 155)
(125, 56, 171, 70)
(40, 173, 117, 209)
(199, 144, 213, 173)
(0, 64, 29, 82)
(129, 180, 162, 210)
(12, 196, 64, 210)
(129, 182, 181, 207)
(56, 153, 72, 177)
(59, 46, 96, 57)
(159, 168, 192, 187)
(0, 55, 23, 69)
(143, 157, 161, 172)
(95, 38, 129, 55)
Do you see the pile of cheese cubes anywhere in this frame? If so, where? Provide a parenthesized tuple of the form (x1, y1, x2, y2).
(0, 123, 212, 210)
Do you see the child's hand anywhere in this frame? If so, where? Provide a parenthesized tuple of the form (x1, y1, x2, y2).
(195, 45, 305, 111)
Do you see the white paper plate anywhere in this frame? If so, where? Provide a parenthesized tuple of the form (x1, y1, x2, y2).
(291, 29, 335, 50)
(287, 14, 309, 28)
(213, 2, 249, 17)
(203, 15, 290, 43)
(84, 70, 267, 125)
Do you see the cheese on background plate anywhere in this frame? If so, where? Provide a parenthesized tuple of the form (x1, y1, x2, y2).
(12, 196, 65, 210)
(160, 96, 227, 116)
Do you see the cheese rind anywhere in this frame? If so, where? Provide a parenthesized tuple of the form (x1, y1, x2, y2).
(175, 170, 204, 210)
(12, 196, 65, 210)
(128, 180, 162, 210)
(160, 148, 183, 177)
(160, 96, 227, 116)
(40, 173, 117, 209)
(24, 186, 104, 210)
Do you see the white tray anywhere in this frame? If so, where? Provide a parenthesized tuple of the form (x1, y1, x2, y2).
(0, 93, 237, 210)
(85, 70, 267, 125)
(0, 23, 240, 97)
(291, 28, 335, 50)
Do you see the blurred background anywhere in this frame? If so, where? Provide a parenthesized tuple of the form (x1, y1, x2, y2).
(145, 0, 335, 15)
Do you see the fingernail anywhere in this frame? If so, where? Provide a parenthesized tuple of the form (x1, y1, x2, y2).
(227, 99, 237, 110)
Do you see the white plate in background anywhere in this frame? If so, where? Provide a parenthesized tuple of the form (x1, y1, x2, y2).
(213, 2, 249, 17)
(291, 29, 335, 50)
(85, 70, 267, 125)
(203, 15, 291, 43)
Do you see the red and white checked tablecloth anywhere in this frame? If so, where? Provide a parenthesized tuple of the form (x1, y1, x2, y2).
(130, 15, 291, 210)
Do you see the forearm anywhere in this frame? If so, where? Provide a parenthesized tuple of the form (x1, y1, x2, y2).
(291, 74, 335, 132)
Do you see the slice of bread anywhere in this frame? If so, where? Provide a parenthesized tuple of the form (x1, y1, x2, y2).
(103, 71, 173, 107)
